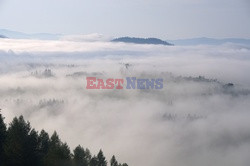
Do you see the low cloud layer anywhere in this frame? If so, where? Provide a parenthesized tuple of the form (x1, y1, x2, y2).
(60, 33, 112, 42)
(0, 38, 250, 166)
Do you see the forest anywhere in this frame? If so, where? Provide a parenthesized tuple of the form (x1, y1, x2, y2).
(0, 112, 128, 166)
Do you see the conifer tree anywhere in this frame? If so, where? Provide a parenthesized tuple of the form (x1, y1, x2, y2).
(97, 149, 107, 166)
(4, 116, 40, 166)
(0, 112, 7, 166)
(90, 156, 98, 166)
(45, 131, 71, 166)
(110, 155, 118, 166)
(73, 145, 88, 166)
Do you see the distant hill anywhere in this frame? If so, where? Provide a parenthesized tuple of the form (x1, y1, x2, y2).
(169, 37, 250, 46)
(112, 37, 173, 46)
(0, 29, 61, 40)
(0, 34, 7, 38)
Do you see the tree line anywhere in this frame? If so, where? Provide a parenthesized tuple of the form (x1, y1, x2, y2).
(0, 113, 128, 166)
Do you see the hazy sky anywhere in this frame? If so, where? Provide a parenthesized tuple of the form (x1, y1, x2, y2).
(0, 0, 250, 39)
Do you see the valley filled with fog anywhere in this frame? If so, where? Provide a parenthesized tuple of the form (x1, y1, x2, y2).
(1, 38, 250, 166)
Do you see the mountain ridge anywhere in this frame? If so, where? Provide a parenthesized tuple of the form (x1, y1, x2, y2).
(1, 29, 250, 45)
(0, 29, 61, 40)
(169, 37, 250, 45)
(0, 34, 7, 38)
(111, 37, 173, 46)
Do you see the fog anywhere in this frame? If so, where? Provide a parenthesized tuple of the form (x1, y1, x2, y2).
(0, 38, 250, 166)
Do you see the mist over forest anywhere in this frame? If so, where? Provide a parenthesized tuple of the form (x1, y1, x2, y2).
(1, 38, 250, 166)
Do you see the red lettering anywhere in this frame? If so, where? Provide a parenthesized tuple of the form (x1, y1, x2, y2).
(106, 79, 115, 89)
(115, 79, 124, 89)
(86, 77, 97, 89)
(97, 79, 106, 89)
